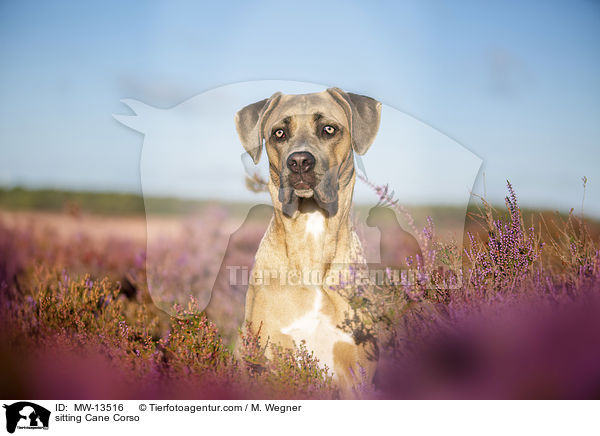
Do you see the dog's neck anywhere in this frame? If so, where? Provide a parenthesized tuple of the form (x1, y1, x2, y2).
(266, 175, 356, 276)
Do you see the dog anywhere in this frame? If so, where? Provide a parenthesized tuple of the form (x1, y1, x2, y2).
(235, 88, 381, 395)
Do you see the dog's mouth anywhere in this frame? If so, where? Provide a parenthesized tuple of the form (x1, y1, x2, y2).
(289, 173, 316, 197)
(279, 168, 339, 217)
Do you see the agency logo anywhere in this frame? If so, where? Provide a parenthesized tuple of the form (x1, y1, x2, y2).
(3, 402, 50, 434)
(114, 80, 482, 321)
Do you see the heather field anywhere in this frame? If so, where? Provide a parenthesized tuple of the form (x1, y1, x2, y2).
(0, 183, 599, 399)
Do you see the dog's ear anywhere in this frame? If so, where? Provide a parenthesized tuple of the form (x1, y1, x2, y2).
(327, 88, 381, 155)
(235, 92, 282, 164)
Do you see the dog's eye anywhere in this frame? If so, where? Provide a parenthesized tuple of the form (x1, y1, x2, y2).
(323, 125, 336, 135)
(273, 129, 286, 140)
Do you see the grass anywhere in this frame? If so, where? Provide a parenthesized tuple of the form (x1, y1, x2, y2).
(0, 182, 599, 399)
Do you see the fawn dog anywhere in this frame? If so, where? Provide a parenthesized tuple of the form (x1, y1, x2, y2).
(235, 88, 381, 394)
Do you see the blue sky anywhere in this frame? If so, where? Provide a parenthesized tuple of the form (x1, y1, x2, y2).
(1, 1, 599, 215)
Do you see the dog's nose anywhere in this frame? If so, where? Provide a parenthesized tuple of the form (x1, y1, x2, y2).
(286, 152, 315, 173)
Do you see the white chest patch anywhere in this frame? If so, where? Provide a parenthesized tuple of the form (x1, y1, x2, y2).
(280, 288, 354, 379)
(305, 211, 325, 239)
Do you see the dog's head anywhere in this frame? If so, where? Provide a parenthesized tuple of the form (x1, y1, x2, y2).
(235, 88, 381, 216)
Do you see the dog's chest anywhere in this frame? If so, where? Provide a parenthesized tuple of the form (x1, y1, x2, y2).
(304, 210, 325, 239)
(280, 287, 354, 378)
